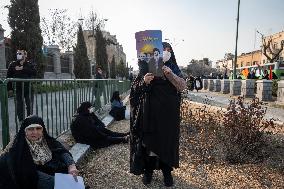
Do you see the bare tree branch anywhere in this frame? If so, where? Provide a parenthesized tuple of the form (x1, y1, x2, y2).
(41, 9, 77, 51)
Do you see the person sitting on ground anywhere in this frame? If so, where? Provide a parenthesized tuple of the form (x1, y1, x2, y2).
(71, 101, 129, 149)
(109, 91, 126, 121)
(0, 115, 78, 189)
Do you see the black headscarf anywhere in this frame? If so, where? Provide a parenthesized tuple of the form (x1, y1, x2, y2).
(77, 101, 92, 114)
(110, 91, 121, 103)
(162, 42, 182, 77)
(1, 115, 71, 189)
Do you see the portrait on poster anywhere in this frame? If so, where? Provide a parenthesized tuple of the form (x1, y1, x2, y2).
(135, 30, 163, 77)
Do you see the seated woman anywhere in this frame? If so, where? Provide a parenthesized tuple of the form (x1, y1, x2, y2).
(71, 101, 129, 149)
(0, 115, 78, 189)
(109, 91, 126, 121)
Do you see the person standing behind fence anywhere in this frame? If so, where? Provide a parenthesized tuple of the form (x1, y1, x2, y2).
(6, 49, 36, 122)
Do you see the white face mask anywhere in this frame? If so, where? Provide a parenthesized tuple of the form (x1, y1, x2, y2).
(17, 54, 23, 60)
(163, 51, 171, 62)
(89, 107, 95, 113)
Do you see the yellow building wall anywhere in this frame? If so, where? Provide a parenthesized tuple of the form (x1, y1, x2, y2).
(236, 50, 262, 68)
(261, 31, 284, 64)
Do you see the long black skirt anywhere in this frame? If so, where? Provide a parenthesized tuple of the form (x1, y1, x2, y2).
(142, 79, 180, 168)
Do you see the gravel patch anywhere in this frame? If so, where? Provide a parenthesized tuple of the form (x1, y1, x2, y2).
(79, 120, 195, 189)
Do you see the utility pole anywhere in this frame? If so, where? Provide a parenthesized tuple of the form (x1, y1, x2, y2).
(233, 0, 240, 79)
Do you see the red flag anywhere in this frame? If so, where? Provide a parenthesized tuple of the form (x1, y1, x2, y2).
(269, 66, 272, 80)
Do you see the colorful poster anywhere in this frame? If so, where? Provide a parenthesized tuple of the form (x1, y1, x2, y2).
(135, 30, 163, 77)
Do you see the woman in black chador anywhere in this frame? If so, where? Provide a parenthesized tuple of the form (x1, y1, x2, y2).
(0, 115, 78, 189)
(130, 42, 187, 187)
(71, 101, 129, 149)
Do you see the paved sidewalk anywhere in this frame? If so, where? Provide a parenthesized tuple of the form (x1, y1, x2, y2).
(187, 90, 284, 123)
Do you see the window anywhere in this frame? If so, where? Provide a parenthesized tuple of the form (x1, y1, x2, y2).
(263, 60, 265, 64)
(45, 54, 54, 72)
(273, 43, 277, 49)
(60, 55, 70, 73)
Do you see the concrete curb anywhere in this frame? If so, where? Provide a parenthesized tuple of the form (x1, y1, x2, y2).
(70, 94, 130, 164)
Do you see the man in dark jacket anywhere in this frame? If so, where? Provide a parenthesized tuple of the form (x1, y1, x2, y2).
(6, 49, 36, 121)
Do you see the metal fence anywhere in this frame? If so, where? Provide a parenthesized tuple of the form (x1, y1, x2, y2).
(0, 78, 131, 149)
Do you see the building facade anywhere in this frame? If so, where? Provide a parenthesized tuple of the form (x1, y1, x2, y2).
(261, 31, 284, 64)
(83, 30, 126, 76)
(236, 50, 262, 68)
(43, 45, 74, 79)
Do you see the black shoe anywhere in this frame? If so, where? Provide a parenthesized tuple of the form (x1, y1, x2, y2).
(123, 135, 130, 143)
(142, 172, 153, 185)
(163, 172, 173, 187)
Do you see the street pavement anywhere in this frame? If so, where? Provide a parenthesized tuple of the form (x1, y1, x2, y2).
(187, 90, 284, 123)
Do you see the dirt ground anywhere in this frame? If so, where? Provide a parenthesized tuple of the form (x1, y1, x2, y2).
(78, 119, 284, 189)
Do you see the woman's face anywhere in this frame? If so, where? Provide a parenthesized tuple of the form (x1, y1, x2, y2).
(164, 47, 171, 52)
(25, 125, 43, 141)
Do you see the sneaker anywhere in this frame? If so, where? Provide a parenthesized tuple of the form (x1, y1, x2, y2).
(142, 172, 153, 185)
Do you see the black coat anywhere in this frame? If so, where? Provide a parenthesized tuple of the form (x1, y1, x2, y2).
(71, 112, 110, 148)
(6, 60, 36, 91)
(130, 75, 181, 175)
(0, 115, 73, 189)
(143, 79, 180, 168)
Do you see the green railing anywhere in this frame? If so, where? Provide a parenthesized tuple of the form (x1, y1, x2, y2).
(0, 78, 131, 149)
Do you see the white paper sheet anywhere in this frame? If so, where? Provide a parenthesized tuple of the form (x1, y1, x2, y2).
(54, 173, 85, 189)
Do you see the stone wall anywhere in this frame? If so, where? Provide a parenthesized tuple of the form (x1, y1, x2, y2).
(0, 24, 6, 70)
(0, 69, 7, 79)
(277, 80, 284, 104)
(256, 80, 273, 101)
(230, 80, 242, 96)
(213, 79, 221, 92)
(221, 79, 230, 94)
(241, 79, 255, 98)
(44, 72, 74, 79)
(203, 79, 208, 90)
(208, 79, 214, 91)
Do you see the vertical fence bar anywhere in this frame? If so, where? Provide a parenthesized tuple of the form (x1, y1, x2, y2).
(45, 81, 50, 134)
(35, 81, 39, 115)
(68, 81, 72, 130)
(61, 81, 65, 132)
(0, 80, 10, 148)
(40, 82, 44, 120)
(55, 81, 59, 136)
(50, 81, 54, 137)
(58, 81, 62, 134)
(13, 82, 19, 131)
(21, 82, 25, 123)
(73, 79, 77, 113)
